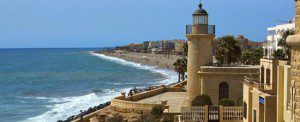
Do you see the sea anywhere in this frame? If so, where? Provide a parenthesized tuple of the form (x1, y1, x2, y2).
(0, 48, 177, 122)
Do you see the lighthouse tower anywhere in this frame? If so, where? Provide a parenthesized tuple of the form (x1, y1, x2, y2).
(185, 2, 215, 106)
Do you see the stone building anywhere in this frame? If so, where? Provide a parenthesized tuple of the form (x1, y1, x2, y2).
(185, 2, 259, 107)
(263, 22, 295, 59)
(242, 58, 289, 122)
(286, 0, 300, 121)
(243, 1, 300, 122)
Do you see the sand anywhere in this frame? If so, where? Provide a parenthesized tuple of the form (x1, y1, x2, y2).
(98, 51, 184, 70)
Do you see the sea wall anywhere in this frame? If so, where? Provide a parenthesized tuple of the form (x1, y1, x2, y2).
(110, 81, 186, 112)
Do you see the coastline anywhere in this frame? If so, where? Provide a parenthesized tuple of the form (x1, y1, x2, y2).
(93, 50, 183, 70)
(62, 50, 179, 122)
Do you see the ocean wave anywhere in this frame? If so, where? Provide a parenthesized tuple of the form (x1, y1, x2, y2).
(24, 93, 114, 122)
(24, 52, 177, 122)
(23, 87, 132, 122)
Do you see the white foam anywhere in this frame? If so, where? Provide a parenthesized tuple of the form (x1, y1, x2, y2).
(24, 52, 177, 122)
(24, 92, 119, 122)
(90, 52, 177, 85)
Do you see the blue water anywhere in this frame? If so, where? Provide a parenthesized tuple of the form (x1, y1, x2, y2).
(0, 48, 177, 122)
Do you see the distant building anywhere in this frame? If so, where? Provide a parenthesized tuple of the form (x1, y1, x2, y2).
(248, 41, 263, 49)
(143, 41, 151, 52)
(128, 43, 143, 52)
(236, 35, 249, 51)
(263, 22, 295, 59)
(174, 39, 186, 53)
(162, 41, 175, 53)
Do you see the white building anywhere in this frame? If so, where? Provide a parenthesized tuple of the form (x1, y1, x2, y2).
(263, 22, 295, 59)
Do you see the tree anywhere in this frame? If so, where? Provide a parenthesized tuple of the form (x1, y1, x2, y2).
(143, 105, 165, 122)
(273, 49, 286, 60)
(151, 105, 164, 119)
(173, 58, 187, 82)
(216, 35, 241, 65)
(192, 94, 213, 106)
(183, 42, 188, 56)
(278, 30, 295, 60)
(241, 48, 263, 65)
(219, 98, 235, 106)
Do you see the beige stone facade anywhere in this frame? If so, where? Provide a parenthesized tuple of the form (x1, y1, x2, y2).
(242, 59, 288, 122)
(200, 66, 259, 106)
(287, 0, 300, 121)
(186, 34, 214, 106)
(296, 0, 300, 35)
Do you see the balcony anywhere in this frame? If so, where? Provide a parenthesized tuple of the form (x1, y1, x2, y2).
(243, 76, 273, 92)
(186, 24, 215, 35)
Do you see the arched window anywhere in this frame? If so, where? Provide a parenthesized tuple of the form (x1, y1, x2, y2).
(219, 82, 229, 101)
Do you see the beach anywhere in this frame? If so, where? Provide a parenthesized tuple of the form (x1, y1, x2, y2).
(96, 50, 183, 70)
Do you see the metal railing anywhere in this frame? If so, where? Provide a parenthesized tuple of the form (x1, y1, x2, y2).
(181, 106, 206, 121)
(186, 24, 215, 35)
(244, 76, 273, 91)
(178, 106, 243, 122)
(222, 106, 244, 120)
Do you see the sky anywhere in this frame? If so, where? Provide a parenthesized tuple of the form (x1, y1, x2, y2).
(0, 0, 295, 48)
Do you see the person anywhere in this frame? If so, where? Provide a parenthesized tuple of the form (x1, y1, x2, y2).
(80, 110, 83, 122)
(133, 86, 137, 93)
(129, 90, 133, 101)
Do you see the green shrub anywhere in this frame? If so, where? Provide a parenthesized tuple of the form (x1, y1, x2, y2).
(219, 98, 235, 106)
(192, 94, 213, 106)
(141, 105, 165, 122)
(151, 105, 164, 118)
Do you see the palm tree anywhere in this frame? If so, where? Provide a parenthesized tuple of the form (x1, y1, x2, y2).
(216, 35, 241, 65)
(183, 42, 188, 56)
(273, 49, 286, 60)
(278, 30, 295, 60)
(241, 48, 263, 65)
(180, 58, 187, 81)
(173, 58, 187, 82)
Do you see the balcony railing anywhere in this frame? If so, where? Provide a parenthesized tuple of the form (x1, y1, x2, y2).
(244, 76, 273, 91)
(186, 24, 215, 35)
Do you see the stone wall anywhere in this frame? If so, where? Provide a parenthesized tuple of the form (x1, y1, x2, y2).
(296, 0, 300, 34)
(291, 49, 300, 121)
(109, 81, 186, 112)
(186, 34, 215, 106)
(199, 66, 259, 106)
(288, 0, 300, 120)
(243, 83, 252, 122)
(110, 98, 159, 112)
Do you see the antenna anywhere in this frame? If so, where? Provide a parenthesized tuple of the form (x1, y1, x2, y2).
(276, 19, 293, 24)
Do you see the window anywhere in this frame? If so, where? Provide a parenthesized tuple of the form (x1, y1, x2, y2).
(219, 82, 229, 101)
(243, 102, 247, 118)
(253, 109, 257, 122)
(260, 67, 265, 84)
(266, 68, 271, 85)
